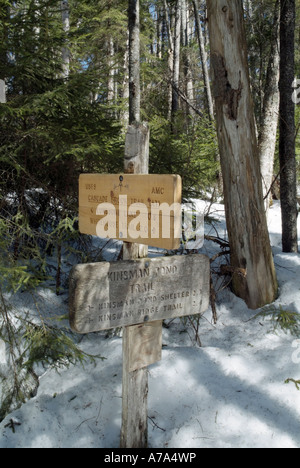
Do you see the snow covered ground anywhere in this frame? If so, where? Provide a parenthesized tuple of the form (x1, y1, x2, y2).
(1, 201, 300, 448)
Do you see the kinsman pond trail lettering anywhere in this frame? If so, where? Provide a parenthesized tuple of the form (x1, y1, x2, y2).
(69, 255, 210, 334)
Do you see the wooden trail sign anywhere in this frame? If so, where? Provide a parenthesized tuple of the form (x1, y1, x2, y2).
(78, 173, 182, 250)
(69, 254, 210, 334)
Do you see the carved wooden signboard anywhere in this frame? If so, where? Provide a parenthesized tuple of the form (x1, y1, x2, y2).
(78, 173, 182, 250)
(71, 169, 210, 448)
(69, 254, 210, 334)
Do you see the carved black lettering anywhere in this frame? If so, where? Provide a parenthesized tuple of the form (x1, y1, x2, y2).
(69, 255, 210, 333)
(152, 187, 165, 195)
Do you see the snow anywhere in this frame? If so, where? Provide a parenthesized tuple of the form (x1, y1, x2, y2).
(1, 201, 300, 448)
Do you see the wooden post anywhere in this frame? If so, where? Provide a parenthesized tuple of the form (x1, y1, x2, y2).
(121, 1, 162, 448)
(120, 123, 157, 449)
(120, 338, 148, 447)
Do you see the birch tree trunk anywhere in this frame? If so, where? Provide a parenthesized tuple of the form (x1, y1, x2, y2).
(61, 0, 70, 79)
(107, 36, 115, 104)
(0, 80, 5, 104)
(207, 0, 278, 310)
(182, 0, 194, 117)
(172, 0, 182, 116)
(121, 33, 130, 129)
(259, 0, 280, 210)
(279, 0, 298, 252)
(156, 5, 162, 59)
(163, 0, 174, 120)
(193, 0, 214, 121)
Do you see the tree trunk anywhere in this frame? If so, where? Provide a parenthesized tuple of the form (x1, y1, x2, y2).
(121, 33, 130, 129)
(163, 0, 174, 120)
(61, 0, 70, 79)
(107, 36, 115, 104)
(207, 0, 278, 310)
(193, 0, 214, 121)
(172, 0, 182, 116)
(156, 5, 163, 59)
(0, 2, 9, 104)
(182, 0, 194, 117)
(0, 79, 5, 104)
(279, 0, 298, 252)
(259, 0, 280, 210)
(128, 0, 140, 124)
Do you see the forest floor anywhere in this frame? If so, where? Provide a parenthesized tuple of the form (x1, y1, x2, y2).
(0, 200, 300, 448)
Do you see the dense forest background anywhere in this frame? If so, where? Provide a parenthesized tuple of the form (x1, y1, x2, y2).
(0, 0, 299, 421)
(0, 0, 299, 273)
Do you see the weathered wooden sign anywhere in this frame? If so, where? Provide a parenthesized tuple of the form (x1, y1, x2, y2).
(69, 254, 210, 334)
(78, 173, 182, 250)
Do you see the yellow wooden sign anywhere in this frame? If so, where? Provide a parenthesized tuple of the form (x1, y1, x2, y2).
(79, 174, 182, 249)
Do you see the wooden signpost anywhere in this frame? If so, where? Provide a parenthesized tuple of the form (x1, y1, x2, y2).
(69, 126, 211, 449)
(69, 2, 210, 446)
(75, 0, 206, 449)
(69, 179, 210, 447)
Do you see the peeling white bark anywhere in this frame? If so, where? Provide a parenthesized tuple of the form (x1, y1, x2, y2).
(207, 0, 278, 309)
(0, 80, 6, 103)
